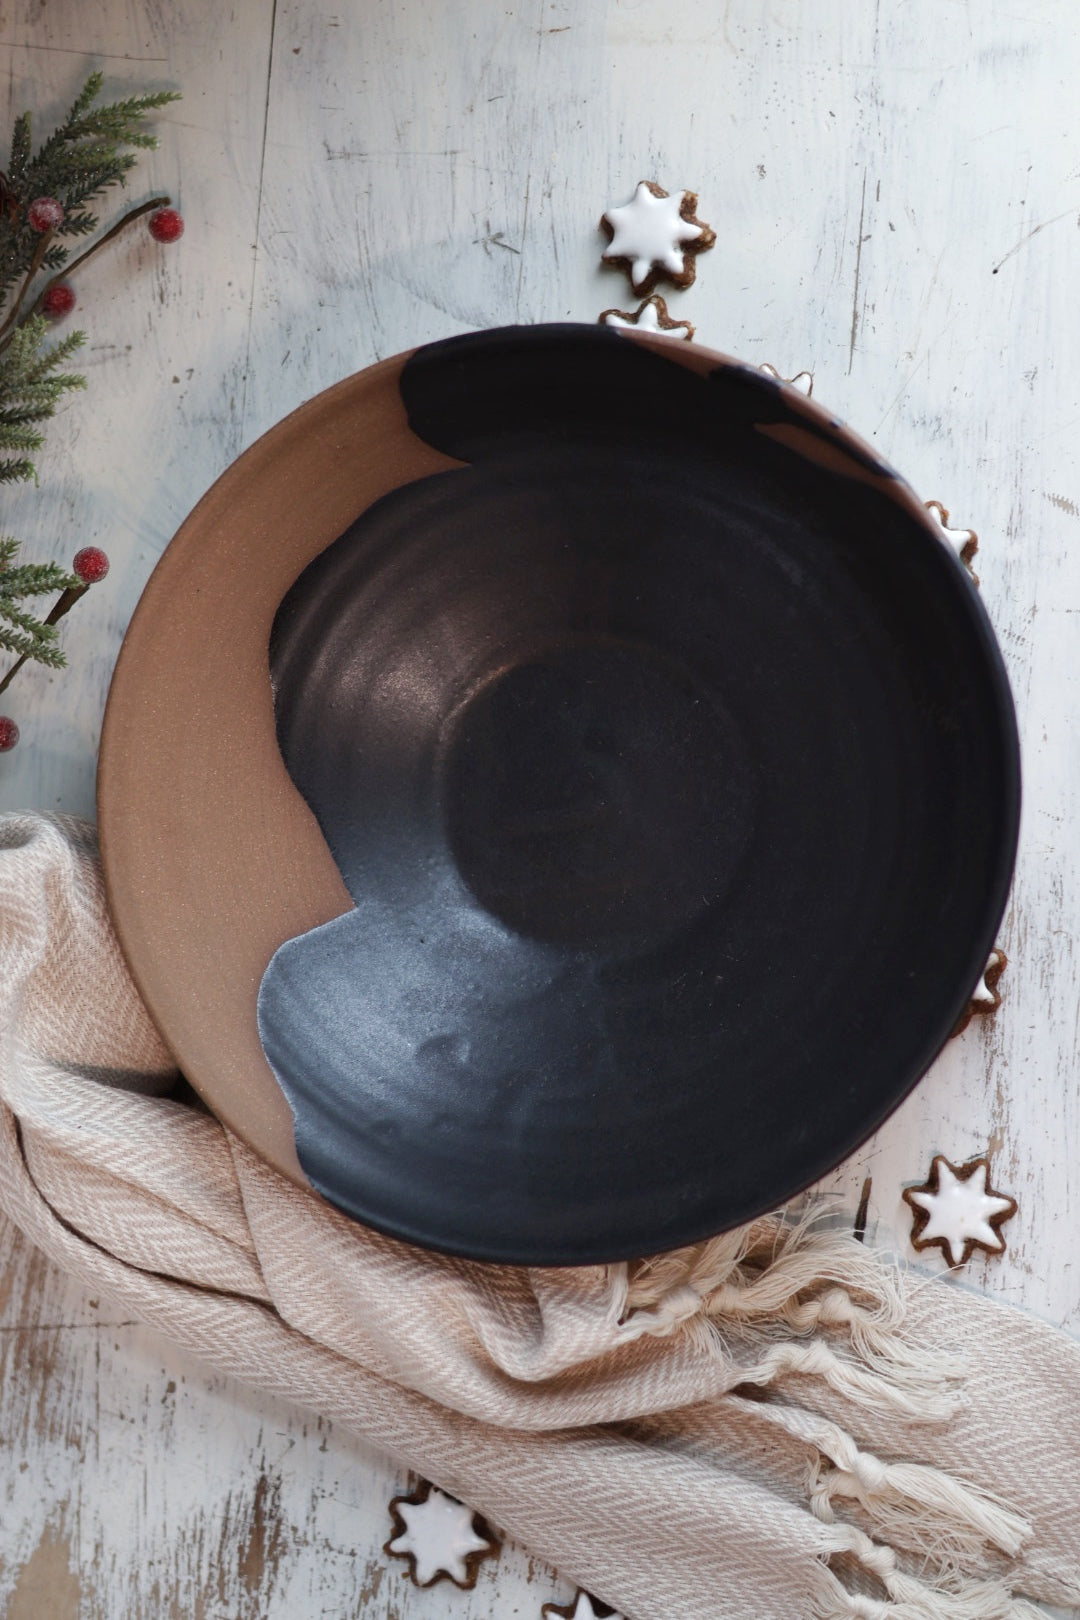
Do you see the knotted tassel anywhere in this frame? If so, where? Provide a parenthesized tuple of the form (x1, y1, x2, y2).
(611, 1210, 962, 1419)
(813, 1524, 1046, 1620)
(725, 1394, 1029, 1565)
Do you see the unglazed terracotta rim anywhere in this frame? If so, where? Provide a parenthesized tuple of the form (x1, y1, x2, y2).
(98, 326, 1017, 1212)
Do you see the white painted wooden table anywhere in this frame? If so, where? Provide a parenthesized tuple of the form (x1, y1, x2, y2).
(1, 0, 1079, 1613)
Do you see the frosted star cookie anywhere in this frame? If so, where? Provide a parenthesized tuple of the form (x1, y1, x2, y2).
(384, 1481, 498, 1588)
(759, 362, 814, 395)
(903, 1155, 1017, 1267)
(599, 293, 693, 340)
(926, 499, 979, 582)
(600, 181, 715, 295)
(543, 1591, 625, 1620)
(952, 947, 1007, 1037)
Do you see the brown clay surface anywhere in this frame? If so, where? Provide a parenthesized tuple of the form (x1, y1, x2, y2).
(98, 355, 462, 1182)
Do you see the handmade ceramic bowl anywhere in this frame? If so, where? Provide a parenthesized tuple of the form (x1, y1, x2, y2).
(98, 324, 1020, 1264)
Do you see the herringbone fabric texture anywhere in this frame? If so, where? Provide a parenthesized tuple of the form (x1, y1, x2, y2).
(1, 813, 1078, 1620)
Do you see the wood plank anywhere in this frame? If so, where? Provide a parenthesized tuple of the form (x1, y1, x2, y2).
(2, 0, 1080, 1611)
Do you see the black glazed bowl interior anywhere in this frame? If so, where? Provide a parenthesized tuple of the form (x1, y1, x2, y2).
(256, 324, 1020, 1265)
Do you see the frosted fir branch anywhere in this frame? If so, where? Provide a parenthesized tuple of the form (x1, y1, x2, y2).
(0, 318, 85, 480)
(0, 539, 80, 671)
(0, 73, 180, 304)
(55, 211, 96, 238)
(0, 74, 179, 728)
(12, 321, 86, 385)
(0, 420, 46, 452)
(0, 562, 78, 600)
(26, 74, 177, 180)
(7, 114, 31, 187)
(0, 541, 80, 601)
(0, 619, 66, 666)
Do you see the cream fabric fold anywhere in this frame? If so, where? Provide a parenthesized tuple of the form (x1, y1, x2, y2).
(1, 813, 1078, 1620)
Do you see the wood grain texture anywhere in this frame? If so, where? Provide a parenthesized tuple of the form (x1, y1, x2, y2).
(1, 0, 1079, 1612)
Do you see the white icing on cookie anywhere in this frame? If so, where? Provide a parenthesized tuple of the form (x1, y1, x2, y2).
(758, 362, 814, 395)
(925, 500, 978, 561)
(387, 1488, 493, 1585)
(602, 183, 704, 290)
(600, 295, 692, 340)
(552, 1594, 625, 1620)
(906, 1160, 1016, 1267)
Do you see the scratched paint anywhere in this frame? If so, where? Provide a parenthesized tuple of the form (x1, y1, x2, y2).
(0, 1217, 569, 1617)
(2, 0, 1080, 1611)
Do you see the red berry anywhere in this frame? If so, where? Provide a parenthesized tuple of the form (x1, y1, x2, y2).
(72, 546, 110, 584)
(0, 716, 19, 752)
(148, 206, 184, 244)
(27, 196, 64, 232)
(42, 283, 76, 318)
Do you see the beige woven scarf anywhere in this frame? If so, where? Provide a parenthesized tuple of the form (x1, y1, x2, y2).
(1, 812, 1078, 1620)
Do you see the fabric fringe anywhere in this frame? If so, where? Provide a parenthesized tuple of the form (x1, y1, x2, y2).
(611, 1207, 961, 1420)
(723, 1393, 1028, 1565)
(813, 1525, 1046, 1620)
(807, 1450, 1028, 1564)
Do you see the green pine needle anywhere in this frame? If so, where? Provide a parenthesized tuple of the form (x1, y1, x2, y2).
(0, 75, 178, 700)
(0, 317, 86, 484)
(0, 536, 80, 669)
(0, 421, 45, 451)
(0, 619, 66, 666)
(0, 73, 181, 304)
(8, 114, 31, 184)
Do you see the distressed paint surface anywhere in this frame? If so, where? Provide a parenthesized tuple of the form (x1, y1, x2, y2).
(0, 1218, 559, 1614)
(1, 0, 1079, 1612)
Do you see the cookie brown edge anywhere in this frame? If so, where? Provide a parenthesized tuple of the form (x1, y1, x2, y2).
(902, 1153, 1017, 1267)
(543, 1592, 620, 1620)
(925, 499, 979, 567)
(950, 948, 1007, 1038)
(926, 498, 980, 586)
(383, 1479, 499, 1590)
(597, 293, 695, 340)
(599, 179, 715, 296)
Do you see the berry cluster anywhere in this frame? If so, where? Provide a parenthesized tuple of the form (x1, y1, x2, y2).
(28, 199, 185, 324)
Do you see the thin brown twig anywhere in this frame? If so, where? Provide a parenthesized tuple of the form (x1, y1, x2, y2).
(0, 194, 172, 357)
(0, 228, 55, 345)
(0, 582, 88, 697)
(32, 194, 171, 313)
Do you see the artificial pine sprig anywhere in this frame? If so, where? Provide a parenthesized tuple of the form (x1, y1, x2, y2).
(0, 74, 181, 745)
(19, 193, 171, 340)
(0, 536, 80, 679)
(0, 315, 86, 484)
(0, 72, 180, 306)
